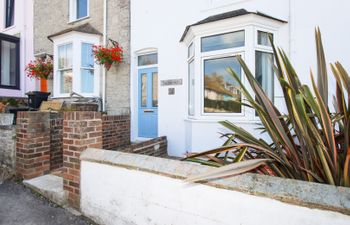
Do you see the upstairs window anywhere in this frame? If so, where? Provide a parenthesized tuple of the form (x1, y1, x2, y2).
(5, 0, 15, 28)
(69, 0, 89, 22)
(0, 34, 19, 89)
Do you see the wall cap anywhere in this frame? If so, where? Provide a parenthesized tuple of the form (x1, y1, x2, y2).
(81, 148, 350, 215)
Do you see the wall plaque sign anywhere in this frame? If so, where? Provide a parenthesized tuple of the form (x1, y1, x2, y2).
(161, 79, 182, 86)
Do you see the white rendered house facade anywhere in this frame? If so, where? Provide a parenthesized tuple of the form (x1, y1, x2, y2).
(130, 0, 350, 157)
(0, 0, 36, 98)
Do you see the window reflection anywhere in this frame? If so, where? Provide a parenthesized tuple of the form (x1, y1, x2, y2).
(204, 57, 241, 113)
(256, 51, 274, 100)
(201, 31, 245, 52)
(152, 72, 158, 107)
(141, 73, 147, 107)
(60, 70, 73, 94)
(138, 53, 158, 66)
(258, 31, 273, 47)
(77, 0, 88, 19)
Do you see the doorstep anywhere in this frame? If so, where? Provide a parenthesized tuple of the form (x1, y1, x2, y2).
(23, 174, 68, 206)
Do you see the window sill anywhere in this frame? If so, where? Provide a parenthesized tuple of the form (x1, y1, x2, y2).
(0, 85, 20, 90)
(184, 117, 261, 124)
(1, 25, 16, 32)
(68, 16, 90, 25)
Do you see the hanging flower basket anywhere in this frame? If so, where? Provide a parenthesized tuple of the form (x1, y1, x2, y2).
(25, 57, 53, 92)
(93, 40, 123, 71)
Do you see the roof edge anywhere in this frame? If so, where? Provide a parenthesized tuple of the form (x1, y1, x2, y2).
(180, 9, 287, 42)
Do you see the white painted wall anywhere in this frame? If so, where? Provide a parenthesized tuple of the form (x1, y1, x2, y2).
(81, 160, 350, 225)
(130, 0, 350, 157)
(0, 0, 36, 97)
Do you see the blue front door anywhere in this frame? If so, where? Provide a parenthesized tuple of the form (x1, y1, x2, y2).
(138, 67, 158, 138)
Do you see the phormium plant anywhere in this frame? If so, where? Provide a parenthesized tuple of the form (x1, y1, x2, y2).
(186, 28, 350, 187)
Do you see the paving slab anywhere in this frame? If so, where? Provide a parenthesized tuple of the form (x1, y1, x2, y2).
(23, 174, 67, 206)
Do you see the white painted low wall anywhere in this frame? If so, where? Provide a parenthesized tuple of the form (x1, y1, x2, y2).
(80, 149, 350, 225)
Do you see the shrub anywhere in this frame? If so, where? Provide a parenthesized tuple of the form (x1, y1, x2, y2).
(186, 28, 350, 187)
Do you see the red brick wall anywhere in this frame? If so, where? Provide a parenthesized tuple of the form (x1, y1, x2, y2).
(63, 111, 102, 208)
(16, 112, 51, 179)
(102, 115, 130, 150)
(50, 113, 63, 170)
(122, 136, 167, 157)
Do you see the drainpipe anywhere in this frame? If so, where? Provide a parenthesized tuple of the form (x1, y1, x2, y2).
(288, 0, 294, 61)
(102, 0, 107, 111)
(23, 0, 27, 96)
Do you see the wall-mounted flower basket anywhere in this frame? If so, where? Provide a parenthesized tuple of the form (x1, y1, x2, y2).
(93, 39, 123, 71)
(25, 57, 53, 92)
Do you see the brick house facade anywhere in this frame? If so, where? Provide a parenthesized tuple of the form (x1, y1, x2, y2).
(33, 0, 130, 115)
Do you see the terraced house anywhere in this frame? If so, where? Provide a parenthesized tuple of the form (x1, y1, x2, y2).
(0, 0, 36, 100)
(30, 0, 350, 158)
(130, 0, 350, 156)
(0, 1, 350, 225)
(33, 0, 130, 115)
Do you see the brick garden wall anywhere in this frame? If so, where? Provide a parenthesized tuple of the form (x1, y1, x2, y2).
(63, 111, 102, 208)
(102, 115, 130, 150)
(50, 113, 63, 170)
(122, 136, 167, 157)
(16, 112, 51, 179)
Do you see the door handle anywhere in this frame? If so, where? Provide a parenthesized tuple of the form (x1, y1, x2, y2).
(144, 109, 154, 113)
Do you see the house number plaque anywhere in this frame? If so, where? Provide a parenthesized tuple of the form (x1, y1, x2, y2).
(161, 79, 183, 86)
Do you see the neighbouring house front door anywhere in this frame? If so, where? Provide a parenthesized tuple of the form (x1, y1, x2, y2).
(138, 67, 158, 138)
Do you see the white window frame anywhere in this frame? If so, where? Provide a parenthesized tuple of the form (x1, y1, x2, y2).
(52, 32, 100, 98)
(254, 27, 275, 118)
(56, 42, 73, 95)
(69, 0, 89, 23)
(254, 27, 275, 52)
(200, 51, 246, 117)
(182, 14, 282, 122)
(187, 42, 195, 116)
(137, 52, 158, 69)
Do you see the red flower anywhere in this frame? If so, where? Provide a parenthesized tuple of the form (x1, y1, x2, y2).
(25, 58, 53, 80)
(92, 42, 123, 71)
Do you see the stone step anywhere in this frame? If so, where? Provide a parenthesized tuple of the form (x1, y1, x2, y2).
(23, 174, 68, 206)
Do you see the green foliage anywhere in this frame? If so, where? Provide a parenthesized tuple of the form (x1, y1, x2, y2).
(186, 28, 350, 187)
(6, 98, 18, 107)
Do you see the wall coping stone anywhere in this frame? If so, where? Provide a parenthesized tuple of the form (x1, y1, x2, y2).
(81, 148, 350, 216)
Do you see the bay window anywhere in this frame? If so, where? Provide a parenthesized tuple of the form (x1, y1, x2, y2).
(184, 18, 281, 120)
(53, 33, 100, 97)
